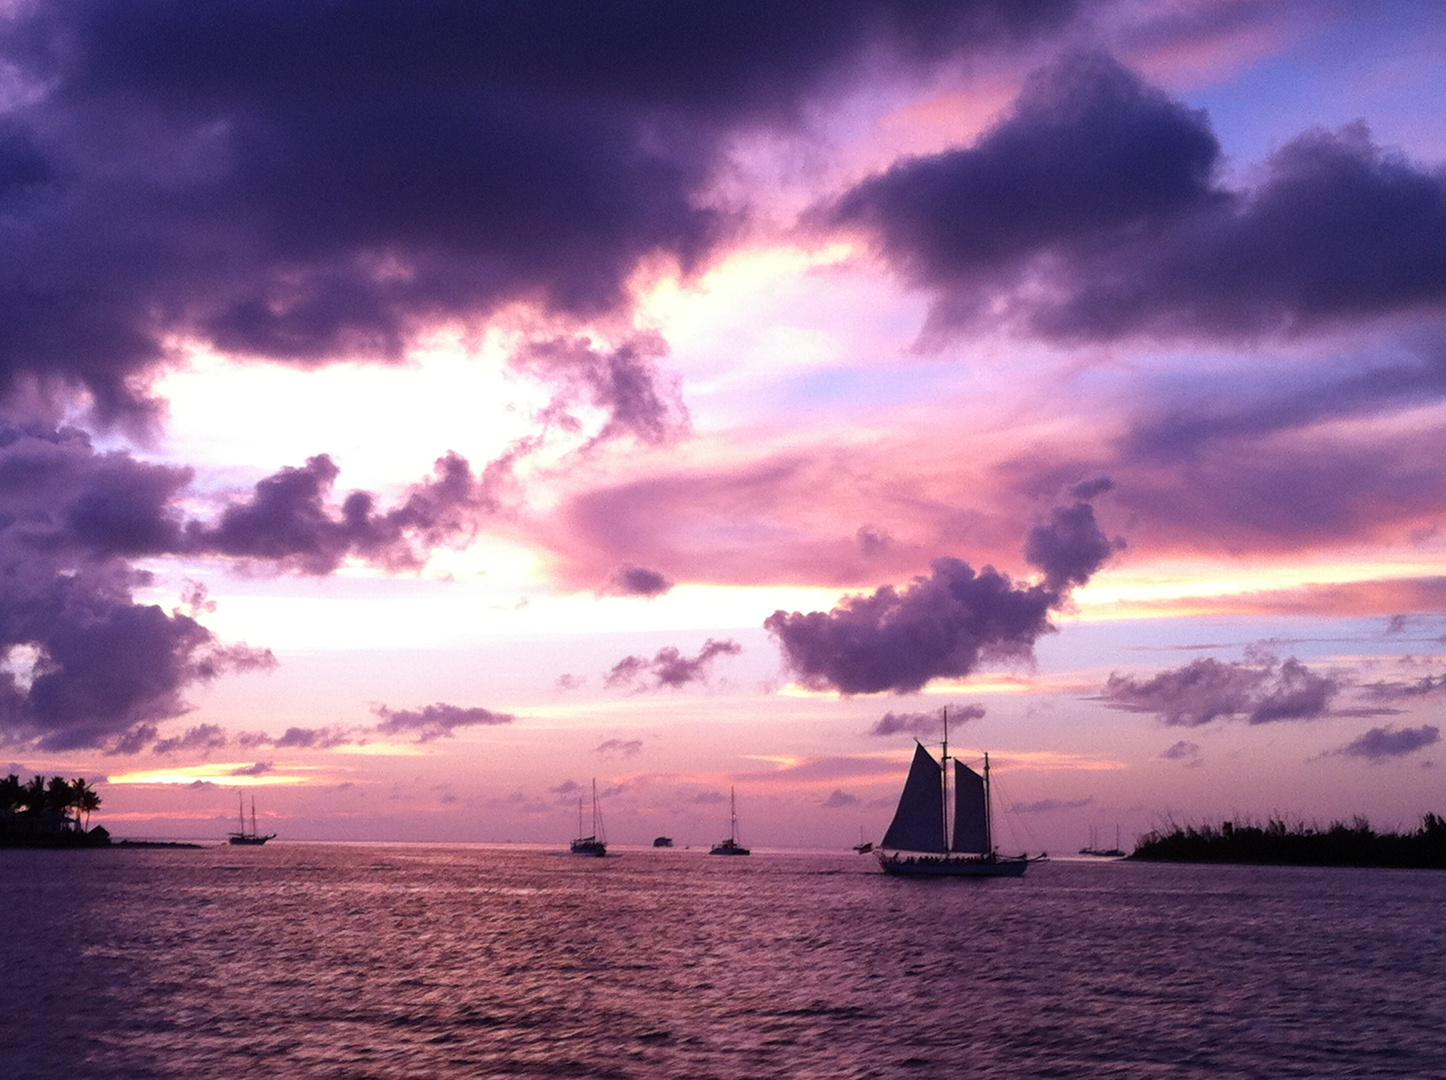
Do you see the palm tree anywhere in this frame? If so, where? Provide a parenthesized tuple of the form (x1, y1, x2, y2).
(21, 774, 47, 813)
(71, 778, 101, 831)
(0, 774, 21, 814)
(45, 776, 76, 827)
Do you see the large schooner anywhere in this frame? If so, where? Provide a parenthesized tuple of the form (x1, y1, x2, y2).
(877, 711, 1037, 878)
(228, 793, 276, 846)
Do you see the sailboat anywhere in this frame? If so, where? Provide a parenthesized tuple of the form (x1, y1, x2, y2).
(853, 824, 873, 854)
(709, 787, 750, 855)
(877, 711, 1037, 878)
(569, 779, 607, 856)
(1079, 824, 1126, 858)
(228, 793, 276, 846)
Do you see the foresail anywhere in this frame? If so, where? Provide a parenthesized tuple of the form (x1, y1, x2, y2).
(881, 743, 945, 852)
(951, 761, 989, 853)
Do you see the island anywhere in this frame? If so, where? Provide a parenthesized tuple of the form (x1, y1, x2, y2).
(0, 774, 111, 847)
(1130, 813, 1446, 869)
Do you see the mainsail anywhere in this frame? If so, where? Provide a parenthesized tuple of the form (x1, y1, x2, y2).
(880, 743, 945, 852)
(950, 760, 989, 853)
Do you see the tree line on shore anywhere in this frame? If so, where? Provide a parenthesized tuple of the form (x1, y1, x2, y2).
(0, 774, 108, 845)
(1131, 813, 1446, 868)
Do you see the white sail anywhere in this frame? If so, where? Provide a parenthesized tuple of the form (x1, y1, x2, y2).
(950, 761, 989, 853)
(880, 743, 945, 852)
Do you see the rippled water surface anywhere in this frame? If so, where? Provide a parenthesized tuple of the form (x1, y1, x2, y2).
(3, 844, 1443, 1078)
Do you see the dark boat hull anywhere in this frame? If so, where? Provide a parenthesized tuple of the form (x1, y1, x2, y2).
(228, 835, 274, 846)
(878, 852, 1031, 877)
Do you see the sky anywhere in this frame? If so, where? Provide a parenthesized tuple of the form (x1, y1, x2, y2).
(2, 0, 1445, 851)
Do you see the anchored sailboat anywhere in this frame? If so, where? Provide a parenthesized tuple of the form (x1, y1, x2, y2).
(709, 787, 750, 855)
(569, 779, 607, 856)
(877, 710, 1037, 878)
(228, 793, 275, 846)
(1079, 824, 1126, 858)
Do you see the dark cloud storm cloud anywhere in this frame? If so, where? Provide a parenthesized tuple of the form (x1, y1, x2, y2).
(606, 564, 675, 598)
(827, 52, 1446, 345)
(1331, 724, 1440, 761)
(0, 0, 1077, 418)
(766, 495, 1118, 694)
(595, 738, 643, 758)
(1361, 671, 1446, 702)
(605, 638, 742, 691)
(1099, 655, 1340, 727)
(189, 450, 481, 573)
(0, 421, 505, 752)
(371, 702, 516, 743)
(868, 703, 985, 737)
(271, 725, 362, 751)
(151, 723, 228, 756)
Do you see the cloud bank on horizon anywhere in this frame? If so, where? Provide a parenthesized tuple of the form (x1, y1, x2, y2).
(0, 0, 1442, 837)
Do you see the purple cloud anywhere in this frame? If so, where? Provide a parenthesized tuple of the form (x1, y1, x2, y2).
(0, 421, 535, 752)
(1009, 796, 1093, 814)
(0, 0, 1076, 420)
(868, 704, 984, 737)
(826, 51, 1446, 346)
(152, 724, 229, 756)
(190, 451, 480, 574)
(230, 762, 273, 777)
(1099, 655, 1340, 726)
(272, 726, 361, 750)
(516, 334, 688, 448)
(1361, 672, 1446, 701)
(371, 702, 516, 743)
(821, 789, 861, 809)
(595, 738, 644, 758)
(1025, 499, 1127, 593)
(1332, 725, 1440, 761)
(604, 638, 742, 691)
(607, 565, 675, 598)
(1161, 740, 1203, 767)
(767, 495, 1117, 694)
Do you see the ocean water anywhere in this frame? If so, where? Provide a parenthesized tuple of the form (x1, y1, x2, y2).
(2, 845, 1442, 1079)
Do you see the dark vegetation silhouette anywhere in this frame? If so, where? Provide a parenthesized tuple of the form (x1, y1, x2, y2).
(1131, 813, 1446, 869)
(0, 774, 110, 847)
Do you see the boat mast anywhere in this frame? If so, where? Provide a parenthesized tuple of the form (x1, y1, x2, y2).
(983, 752, 993, 855)
(591, 778, 603, 841)
(250, 796, 257, 838)
(941, 706, 950, 851)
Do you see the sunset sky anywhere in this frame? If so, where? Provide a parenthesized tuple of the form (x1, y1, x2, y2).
(2, 0, 1445, 851)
